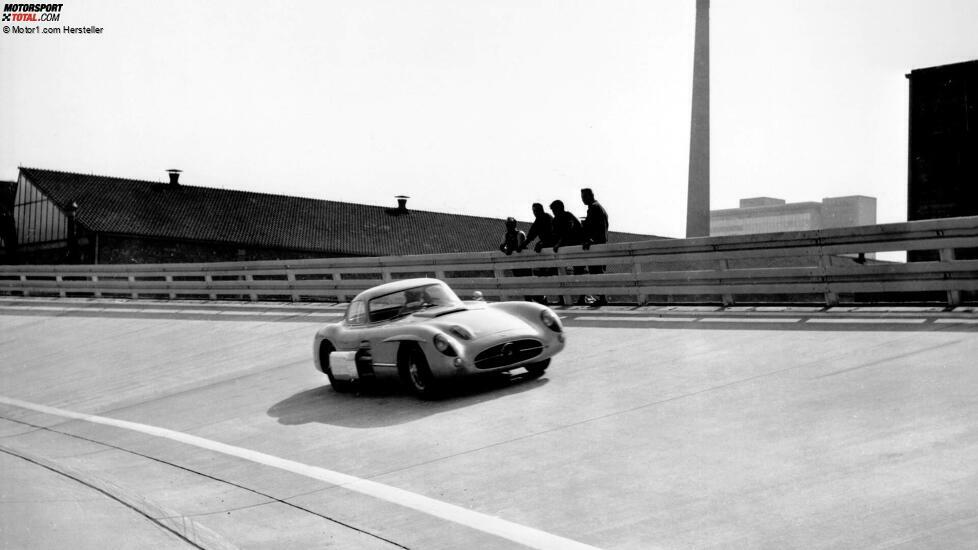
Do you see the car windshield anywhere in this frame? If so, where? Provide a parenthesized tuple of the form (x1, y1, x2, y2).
(367, 283, 463, 322)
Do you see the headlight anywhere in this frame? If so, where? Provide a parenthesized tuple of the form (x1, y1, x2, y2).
(433, 333, 457, 356)
(540, 309, 562, 332)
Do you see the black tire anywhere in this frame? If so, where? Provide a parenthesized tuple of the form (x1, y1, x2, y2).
(401, 344, 440, 399)
(319, 340, 353, 393)
(525, 358, 551, 377)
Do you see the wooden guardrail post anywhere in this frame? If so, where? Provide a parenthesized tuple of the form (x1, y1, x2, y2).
(245, 274, 258, 302)
(632, 258, 646, 305)
(205, 274, 217, 300)
(333, 273, 346, 303)
(286, 269, 298, 302)
(818, 253, 839, 308)
(128, 274, 138, 300)
(92, 275, 102, 298)
(56, 274, 66, 298)
(494, 267, 511, 301)
(718, 259, 735, 307)
(165, 275, 176, 299)
(940, 248, 961, 308)
(19, 274, 29, 297)
(561, 273, 573, 308)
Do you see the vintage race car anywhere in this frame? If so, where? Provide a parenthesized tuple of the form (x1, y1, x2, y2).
(313, 278, 565, 398)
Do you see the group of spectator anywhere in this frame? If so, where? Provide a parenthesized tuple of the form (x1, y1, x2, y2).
(498, 188, 608, 306)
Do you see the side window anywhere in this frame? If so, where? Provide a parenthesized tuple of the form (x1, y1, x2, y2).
(368, 292, 407, 322)
(346, 300, 367, 325)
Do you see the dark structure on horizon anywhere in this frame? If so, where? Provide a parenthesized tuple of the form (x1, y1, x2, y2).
(686, 0, 710, 238)
(2, 167, 661, 265)
(907, 59, 978, 260)
(0, 181, 17, 261)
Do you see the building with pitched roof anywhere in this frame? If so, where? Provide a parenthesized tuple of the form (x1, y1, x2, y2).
(3, 167, 661, 264)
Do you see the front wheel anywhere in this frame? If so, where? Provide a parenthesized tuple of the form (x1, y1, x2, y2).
(319, 340, 353, 393)
(402, 345, 440, 399)
(525, 358, 551, 377)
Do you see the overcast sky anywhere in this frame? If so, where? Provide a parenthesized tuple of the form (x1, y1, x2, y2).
(2, 0, 976, 238)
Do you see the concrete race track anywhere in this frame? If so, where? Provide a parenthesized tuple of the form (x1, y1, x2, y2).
(2, 298, 977, 549)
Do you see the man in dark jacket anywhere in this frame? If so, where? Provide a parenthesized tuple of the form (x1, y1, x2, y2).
(549, 199, 591, 305)
(581, 188, 608, 250)
(549, 200, 584, 252)
(519, 203, 557, 303)
(580, 188, 609, 305)
(520, 203, 555, 253)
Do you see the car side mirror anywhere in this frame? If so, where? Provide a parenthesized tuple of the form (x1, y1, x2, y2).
(472, 291, 484, 301)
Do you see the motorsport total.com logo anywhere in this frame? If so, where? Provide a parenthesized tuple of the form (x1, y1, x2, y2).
(2, 3, 63, 22)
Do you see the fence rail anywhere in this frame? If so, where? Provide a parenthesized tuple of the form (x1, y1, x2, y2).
(2, 216, 978, 307)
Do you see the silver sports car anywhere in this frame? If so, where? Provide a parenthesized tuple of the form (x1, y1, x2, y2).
(313, 278, 565, 398)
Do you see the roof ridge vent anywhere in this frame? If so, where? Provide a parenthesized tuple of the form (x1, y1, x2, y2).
(395, 195, 409, 213)
(166, 169, 182, 186)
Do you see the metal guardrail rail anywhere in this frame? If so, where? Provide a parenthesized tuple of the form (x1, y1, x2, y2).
(2, 216, 977, 307)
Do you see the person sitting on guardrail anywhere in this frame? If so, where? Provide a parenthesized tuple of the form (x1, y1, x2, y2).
(499, 217, 532, 300)
(550, 199, 589, 306)
(499, 217, 526, 256)
(519, 203, 555, 254)
(581, 187, 609, 306)
(549, 200, 584, 253)
(519, 203, 557, 304)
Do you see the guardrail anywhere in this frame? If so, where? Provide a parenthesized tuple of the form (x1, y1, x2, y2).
(2, 216, 977, 307)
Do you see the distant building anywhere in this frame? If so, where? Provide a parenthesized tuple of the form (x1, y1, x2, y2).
(906, 59, 978, 261)
(3, 167, 661, 264)
(710, 196, 877, 236)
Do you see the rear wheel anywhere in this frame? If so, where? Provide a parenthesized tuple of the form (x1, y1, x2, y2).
(319, 340, 353, 393)
(525, 358, 551, 377)
(402, 344, 440, 399)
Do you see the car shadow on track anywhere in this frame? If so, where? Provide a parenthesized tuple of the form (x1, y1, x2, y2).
(267, 372, 550, 428)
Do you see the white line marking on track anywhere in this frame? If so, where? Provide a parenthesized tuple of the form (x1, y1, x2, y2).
(0, 396, 603, 550)
(699, 317, 801, 323)
(573, 316, 695, 322)
(934, 318, 978, 324)
(573, 310, 677, 315)
(806, 318, 927, 324)
(0, 305, 79, 311)
(128, 308, 196, 314)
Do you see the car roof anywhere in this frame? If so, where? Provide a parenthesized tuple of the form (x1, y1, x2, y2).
(352, 278, 447, 302)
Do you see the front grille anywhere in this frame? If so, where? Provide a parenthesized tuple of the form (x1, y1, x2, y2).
(474, 339, 543, 370)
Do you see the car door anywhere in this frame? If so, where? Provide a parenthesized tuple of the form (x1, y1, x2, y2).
(335, 300, 367, 350)
(360, 290, 409, 378)
(335, 299, 378, 379)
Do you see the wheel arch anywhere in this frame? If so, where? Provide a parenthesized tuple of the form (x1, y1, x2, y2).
(315, 338, 336, 373)
(394, 339, 424, 375)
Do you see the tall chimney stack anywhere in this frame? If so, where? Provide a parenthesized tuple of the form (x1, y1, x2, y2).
(686, 0, 710, 237)
(166, 169, 182, 186)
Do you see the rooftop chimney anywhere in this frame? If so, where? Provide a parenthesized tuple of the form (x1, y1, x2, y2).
(166, 169, 182, 186)
(395, 195, 409, 213)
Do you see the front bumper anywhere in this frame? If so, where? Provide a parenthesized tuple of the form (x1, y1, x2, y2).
(429, 331, 565, 376)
